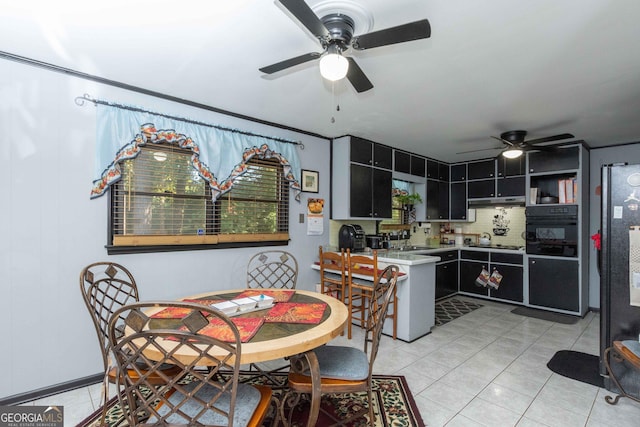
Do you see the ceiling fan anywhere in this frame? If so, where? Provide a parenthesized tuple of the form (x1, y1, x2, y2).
(259, 0, 431, 93)
(457, 130, 575, 159)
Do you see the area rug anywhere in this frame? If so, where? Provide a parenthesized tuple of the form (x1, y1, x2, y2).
(511, 306, 579, 324)
(547, 350, 604, 388)
(435, 298, 483, 326)
(77, 372, 424, 427)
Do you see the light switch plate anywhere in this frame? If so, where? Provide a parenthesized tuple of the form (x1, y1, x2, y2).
(299, 213, 305, 223)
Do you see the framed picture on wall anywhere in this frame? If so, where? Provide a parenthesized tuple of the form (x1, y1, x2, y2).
(301, 169, 319, 193)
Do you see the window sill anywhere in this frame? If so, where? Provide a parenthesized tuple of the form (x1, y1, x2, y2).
(105, 240, 289, 255)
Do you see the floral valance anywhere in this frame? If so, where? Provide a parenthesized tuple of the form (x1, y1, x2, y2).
(91, 104, 301, 201)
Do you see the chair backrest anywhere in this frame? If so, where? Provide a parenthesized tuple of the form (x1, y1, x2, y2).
(365, 265, 399, 367)
(246, 250, 298, 289)
(318, 246, 347, 296)
(347, 250, 379, 284)
(79, 262, 139, 371)
(108, 301, 244, 426)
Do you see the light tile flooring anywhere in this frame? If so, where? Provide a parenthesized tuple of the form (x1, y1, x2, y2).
(22, 296, 640, 426)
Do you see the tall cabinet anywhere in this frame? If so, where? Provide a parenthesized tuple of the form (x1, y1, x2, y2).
(332, 136, 393, 219)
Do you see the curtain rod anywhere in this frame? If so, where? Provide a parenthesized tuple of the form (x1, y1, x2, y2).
(75, 93, 304, 149)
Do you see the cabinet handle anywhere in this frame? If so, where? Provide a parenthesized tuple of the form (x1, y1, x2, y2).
(531, 260, 536, 264)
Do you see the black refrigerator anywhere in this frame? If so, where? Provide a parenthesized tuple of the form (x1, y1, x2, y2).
(600, 163, 640, 389)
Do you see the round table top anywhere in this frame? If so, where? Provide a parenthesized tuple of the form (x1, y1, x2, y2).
(144, 289, 348, 365)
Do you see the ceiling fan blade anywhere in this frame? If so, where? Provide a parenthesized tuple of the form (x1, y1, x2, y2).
(259, 52, 321, 74)
(278, 0, 330, 39)
(490, 135, 514, 146)
(346, 57, 374, 93)
(456, 146, 503, 155)
(527, 133, 575, 145)
(352, 19, 431, 50)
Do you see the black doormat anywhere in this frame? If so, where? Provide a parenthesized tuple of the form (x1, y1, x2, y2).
(547, 350, 604, 388)
(435, 298, 483, 326)
(511, 306, 579, 324)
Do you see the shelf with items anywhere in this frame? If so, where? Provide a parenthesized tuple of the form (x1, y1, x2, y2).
(529, 172, 578, 205)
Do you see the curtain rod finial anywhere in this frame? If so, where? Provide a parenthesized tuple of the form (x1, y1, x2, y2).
(75, 93, 96, 106)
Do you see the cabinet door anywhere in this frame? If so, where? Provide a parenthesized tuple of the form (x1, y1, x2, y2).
(497, 176, 525, 197)
(468, 179, 495, 198)
(394, 150, 411, 173)
(438, 162, 450, 181)
(426, 160, 439, 179)
(450, 163, 467, 182)
(528, 146, 579, 173)
(436, 261, 459, 300)
(468, 159, 495, 180)
(373, 144, 393, 170)
(426, 179, 439, 220)
(489, 264, 523, 302)
(438, 181, 450, 219)
(459, 260, 489, 296)
(372, 168, 392, 218)
(411, 155, 426, 177)
(450, 182, 467, 220)
(529, 257, 579, 312)
(350, 137, 372, 165)
(350, 164, 373, 217)
(497, 156, 526, 177)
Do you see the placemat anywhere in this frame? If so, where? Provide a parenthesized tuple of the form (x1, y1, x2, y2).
(170, 317, 264, 343)
(235, 289, 295, 303)
(150, 299, 224, 319)
(264, 302, 327, 324)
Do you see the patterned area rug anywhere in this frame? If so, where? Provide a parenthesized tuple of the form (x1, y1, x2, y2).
(78, 372, 424, 427)
(435, 298, 483, 326)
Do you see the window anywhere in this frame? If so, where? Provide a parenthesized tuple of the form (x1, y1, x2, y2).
(109, 144, 289, 252)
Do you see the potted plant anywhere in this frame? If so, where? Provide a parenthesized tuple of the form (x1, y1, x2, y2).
(394, 192, 423, 209)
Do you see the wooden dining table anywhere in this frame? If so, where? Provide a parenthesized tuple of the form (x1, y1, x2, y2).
(143, 288, 349, 426)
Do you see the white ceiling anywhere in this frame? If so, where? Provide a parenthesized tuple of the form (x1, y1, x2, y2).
(2, 0, 640, 162)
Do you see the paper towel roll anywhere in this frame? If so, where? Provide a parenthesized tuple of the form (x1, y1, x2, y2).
(455, 235, 464, 245)
(455, 227, 463, 234)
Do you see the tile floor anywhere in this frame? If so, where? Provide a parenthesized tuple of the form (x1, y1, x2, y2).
(22, 296, 640, 426)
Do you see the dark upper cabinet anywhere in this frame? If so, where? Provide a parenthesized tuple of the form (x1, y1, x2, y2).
(411, 155, 426, 177)
(450, 163, 467, 182)
(496, 176, 525, 197)
(497, 156, 526, 177)
(427, 160, 449, 181)
(372, 168, 393, 218)
(468, 179, 495, 198)
(349, 164, 392, 218)
(468, 159, 496, 180)
(350, 137, 392, 170)
(426, 180, 449, 220)
(450, 182, 467, 220)
(528, 146, 579, 173)
(394, 150, 411, 174)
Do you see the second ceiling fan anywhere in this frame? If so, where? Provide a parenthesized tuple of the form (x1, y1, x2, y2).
(458, 130, 575, 159)
(259, 0, 431, 92)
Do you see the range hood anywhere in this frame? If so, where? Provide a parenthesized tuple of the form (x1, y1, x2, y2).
(467, 196, 526, 207)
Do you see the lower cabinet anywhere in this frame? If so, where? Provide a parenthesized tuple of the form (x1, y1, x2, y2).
(489, 263, 523, 303)
(459, 257, 489, 297)
(459, 250, 523, 301)
(436, 251, 458, 300)
(529, 257, 579, 312)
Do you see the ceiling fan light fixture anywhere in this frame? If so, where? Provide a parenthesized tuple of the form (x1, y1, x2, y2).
(319, 45, 349, 81)
(502, 148, 523, 159)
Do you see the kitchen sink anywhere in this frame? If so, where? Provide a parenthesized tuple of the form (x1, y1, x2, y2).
(392, 245, 435, 251)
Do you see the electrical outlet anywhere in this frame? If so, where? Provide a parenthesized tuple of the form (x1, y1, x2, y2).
(299, 213, 304, 223)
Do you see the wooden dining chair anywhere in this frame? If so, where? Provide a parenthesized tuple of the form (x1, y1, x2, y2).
(318, 246, 347, 303)
(280, 265, 400, 427)
(79, 262, 180, 424)
(246, 250, 299, 290)
(108, 301, 273, 426)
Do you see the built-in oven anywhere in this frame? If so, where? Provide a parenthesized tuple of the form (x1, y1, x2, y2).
(525, 205, 579, 257)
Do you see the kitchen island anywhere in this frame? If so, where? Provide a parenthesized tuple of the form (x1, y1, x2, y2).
(312, 250, 440, 342)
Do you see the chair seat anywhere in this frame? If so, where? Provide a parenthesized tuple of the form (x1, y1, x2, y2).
(314, 345, 369, 381)
(150, 381, 271, 426)
(107, 363, 183, 385)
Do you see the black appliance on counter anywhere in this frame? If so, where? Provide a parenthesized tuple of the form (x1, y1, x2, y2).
(525, 205, 578, 257)
(600, 163, 640, 392)
(339, 224, 366, 252)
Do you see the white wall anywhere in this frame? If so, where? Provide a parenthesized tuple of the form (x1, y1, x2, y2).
(588, 144, 640, 309)
(0, 59, 331, 398)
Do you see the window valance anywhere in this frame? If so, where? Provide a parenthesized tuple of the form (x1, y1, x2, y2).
(91, 104, 302, 202)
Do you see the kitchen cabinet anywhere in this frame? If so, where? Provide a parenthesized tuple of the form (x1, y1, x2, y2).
(488, 253, 523, 303)
(497, 156, 526, 177)
(496, 176, 525, 197)
(332, 136, 393, 219)
(426, 180, 449, 220)
(427, 160, 449, 181)
(467, 159, 495, 180)
(529, 256, 579, 312)
(436, 250, 458, 300)
(450, 163, 467, 182)
(528, 146, 579, 173)
(468, 179, 495, 198)
(394, 150, 411, 174)
(411, 155, 426, 177)
(459, 260, 489, 296)
(349, 164, 392, 218)
(450, 182, 468, 220)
